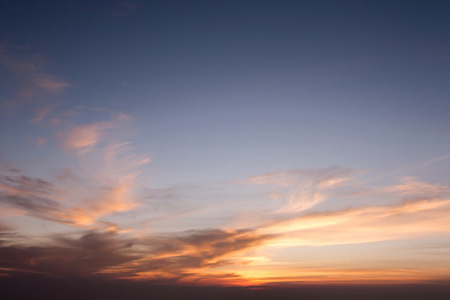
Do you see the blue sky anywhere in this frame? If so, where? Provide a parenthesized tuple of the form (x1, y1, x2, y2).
(1, 0, 450, 285)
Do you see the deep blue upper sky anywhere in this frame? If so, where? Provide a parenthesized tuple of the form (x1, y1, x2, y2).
(1, 1, 450, 184)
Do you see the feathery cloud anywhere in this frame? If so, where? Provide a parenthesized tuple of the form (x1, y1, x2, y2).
(247, 167, 356, 213)
(0, 46, 69, 106)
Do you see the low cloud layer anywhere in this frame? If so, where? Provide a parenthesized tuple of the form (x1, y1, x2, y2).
(0, 228, 272, 283)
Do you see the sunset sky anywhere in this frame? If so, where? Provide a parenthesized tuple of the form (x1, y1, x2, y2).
(1, 0, 450, 290)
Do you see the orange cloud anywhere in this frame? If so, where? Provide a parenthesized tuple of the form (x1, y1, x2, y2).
(237, 265, 450, 285)
(59, 184, 138, 227)
(62, 113, 133, 156)
(63, 122, 113, 154)
(1, 111, 148, 231)
(262, 198, 450, 246)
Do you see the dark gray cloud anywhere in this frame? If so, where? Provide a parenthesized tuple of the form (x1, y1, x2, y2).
(133, 229, 274, 278)
(0, 173, 64, 223)
(0, 222, 16, 245)
(0, 174, 56, 195)
(0, 228, 274, 281)
(0, 231, 139, 277)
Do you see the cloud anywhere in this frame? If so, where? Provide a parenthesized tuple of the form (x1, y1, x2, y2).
(3, 140, 450, 286)
(62, 113, 132, 156)
(0, 164, 142, 230)
(0, 173, 70, 226)
(112, 1, 138, 17)
(247, 167, 354, 188)
(138, 229, 272, 269)
(32, 74, 68, 94)
(246, 167, 356, 213)
(262, 197, 450, 246)
(0, 46, 69, 106)
(422, 153, 450, 167)
(31, 107, 52, 123)
(382, 177, 449, 197)
(2, 172, 450, 284)
(0, 228, 272, 281)
(0, 173, 58, 199)
(63, 122, 115, 155)
(57, 113, 149, 227)
(56, 184, 139, 227)
(0, 223, 13, 232)
(88, 229, 274, 282)
(0, 231, 139, 277)
(0, 223, 15, 245)
(35, 137, 47, 147)
(1, 109, 149, 230)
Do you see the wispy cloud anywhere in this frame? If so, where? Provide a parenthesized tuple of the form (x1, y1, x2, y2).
(421, 153, 450, 167)
(62, 116, 128, 155)
(57, 183, 139, 228)
(0, 170, 144, 232)
(381, 176, 449, 197)
(31, 106, 52, 123)
(0, 45, 69, 107)
(111, 1, 138, 17)
(1, 110, 149, 230)
(0, 222, 15, 245)
(246, 167, 357, 213)
(262, 197, 450, 246)
(247, 167, 354, 188)
(0, 173, 60, 201)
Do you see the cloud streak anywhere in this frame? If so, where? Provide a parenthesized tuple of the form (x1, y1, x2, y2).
(246, 167, 356, 213)
(0, 46, 69, 106)
(262, 197, 450, 246)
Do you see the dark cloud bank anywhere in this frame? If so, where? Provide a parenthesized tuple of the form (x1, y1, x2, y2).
(1, 227, 449, 299)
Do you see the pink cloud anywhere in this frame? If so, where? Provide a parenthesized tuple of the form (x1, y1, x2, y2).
(0, 47, 69, 106)
(382, 177, 449, 197)
(33, 74, 69, 94)
(36, 137, 47, 147)
(31, 107, 52, 123)
(63, 123, 107, 154)
(62, 113, 133, 155)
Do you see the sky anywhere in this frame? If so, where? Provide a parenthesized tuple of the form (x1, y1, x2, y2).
(1, 0, 450, 292)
